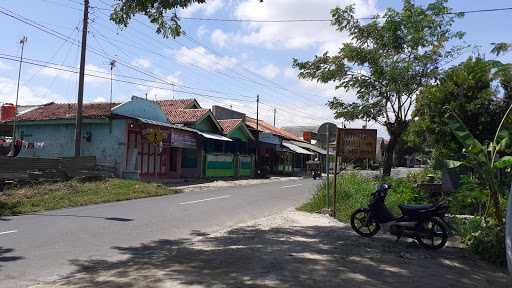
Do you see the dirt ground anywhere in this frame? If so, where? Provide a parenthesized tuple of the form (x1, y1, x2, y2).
(35, 210, 510, 288)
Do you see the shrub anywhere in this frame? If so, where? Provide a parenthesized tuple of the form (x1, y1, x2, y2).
(448, 176, 489, 216)
(299, 173, 425, 222)
(405, 168, 441, 184)
(456, 217, 507, 267)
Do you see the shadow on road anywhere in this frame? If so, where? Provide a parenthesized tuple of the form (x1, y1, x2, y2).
(0, 247, 23, 270)
(27, 213, 133, 222)
(49, 225, 509, 288)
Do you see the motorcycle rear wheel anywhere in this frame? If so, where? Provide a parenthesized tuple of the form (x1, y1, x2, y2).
(351, 208, 380, 237)
(416, 217, 448, 250)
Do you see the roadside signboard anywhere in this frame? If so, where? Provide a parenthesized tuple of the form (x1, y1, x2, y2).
(337, 128, 377, 161)
(331, 128, 377, 218)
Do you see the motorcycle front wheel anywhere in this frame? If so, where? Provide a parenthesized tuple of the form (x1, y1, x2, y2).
(350, 208, 380, 237)
(415, 217, 448, 250)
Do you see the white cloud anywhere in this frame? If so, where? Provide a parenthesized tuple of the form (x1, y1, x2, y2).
(93, 97, 107, 103)
(211, 29, 229, 48)
(234, 0, 378, 53)
(283, 67, 297, 79)
(0, 61, 11, 70)
(174, 46, 237, 72)
(35, 64, 109, 86)
(131, 58, 152, 69)
(136, 73, 183, 100)
(37, 65, 76, 81)
(0, 76, 63, 105)
(258, 64, 280, 79)
(197, 25, 209, 39)
(180, 0, 225, 17)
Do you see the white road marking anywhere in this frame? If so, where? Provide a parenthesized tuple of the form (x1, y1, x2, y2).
(280, 184, 303, 189)
(0, 230, 18, 235)
(179, 195, 231, 205)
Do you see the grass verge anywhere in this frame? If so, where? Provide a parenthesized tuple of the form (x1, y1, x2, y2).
(0, 179, 178, 216)
(299, 173, 423, 222)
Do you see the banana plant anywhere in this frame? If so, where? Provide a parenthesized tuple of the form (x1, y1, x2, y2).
(446, 104, 512, 225)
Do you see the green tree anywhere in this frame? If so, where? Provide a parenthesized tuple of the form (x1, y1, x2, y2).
(446, 104, 512, 225)
(292, 0, 465, 176)
(491, 42, 512, 56)
(109, 0, 262, 38)
(413, 56, 511, 161)
(110, 0, 206, 38)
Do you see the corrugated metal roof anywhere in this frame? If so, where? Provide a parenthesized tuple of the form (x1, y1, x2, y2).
(289, 141, 327, 155)
(282, 142, 314, 155)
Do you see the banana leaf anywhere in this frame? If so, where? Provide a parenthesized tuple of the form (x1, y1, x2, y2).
(495, 156, 512, 169)
(446, 112, 486, 158)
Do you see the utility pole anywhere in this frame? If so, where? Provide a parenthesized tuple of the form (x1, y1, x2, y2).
(74, 0, 89, 157)
(255, 94, 260, 173)
(273, 107, 276, 126)
(109, 59, 116, 109)
(9, 36, 28, 157)
(108, 59, 116, 133)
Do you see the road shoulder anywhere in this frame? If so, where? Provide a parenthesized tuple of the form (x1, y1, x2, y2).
(35, 210, 510, 288)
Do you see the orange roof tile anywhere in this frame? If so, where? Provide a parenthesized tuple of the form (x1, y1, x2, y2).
(245, 117, 302, 141)
(157, 99, 199, 115)
(218, 119, 243, 133)
(17, 102, 118, 121)
(166, 109, 210, 124)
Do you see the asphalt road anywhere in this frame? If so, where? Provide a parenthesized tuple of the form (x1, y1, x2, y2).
(0, 178, 318, 288)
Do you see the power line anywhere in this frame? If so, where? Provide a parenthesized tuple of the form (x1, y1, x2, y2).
(89, 4, 313, 101)
(83, 2, 332, 114)
(0, 6, 255, 100)
(0, 54, 257, 103)
(88, 9, 295, 100)
(179, 7, 512, 23)
(1, 2, 331, 121)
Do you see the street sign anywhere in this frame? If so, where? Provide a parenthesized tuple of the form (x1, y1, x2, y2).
(317, 122, 337, 212)
(337, 128, 377, 161)
(317, 122, 337, 148)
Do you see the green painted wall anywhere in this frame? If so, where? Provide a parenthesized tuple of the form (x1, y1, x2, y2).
(16, 119, 127, 173)
(228, 125, 251, 142)
(194, 116, 218, 133)
(239, 155, 253, 177)
(205, 153, 235, 177)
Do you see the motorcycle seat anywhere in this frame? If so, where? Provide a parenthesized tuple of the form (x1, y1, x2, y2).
(399, 204, 436, 212)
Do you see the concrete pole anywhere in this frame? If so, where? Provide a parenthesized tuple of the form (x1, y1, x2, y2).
(325, 129, 329, 209)
(255, 95, 260, 174)
(74, 0, 89, 157)
(9, 36, 27, 157)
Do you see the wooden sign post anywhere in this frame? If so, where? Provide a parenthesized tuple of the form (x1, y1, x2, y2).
(332, 128, 378, 219)
(332, 129, 341, 218)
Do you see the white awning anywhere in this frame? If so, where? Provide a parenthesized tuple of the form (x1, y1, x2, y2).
(198, 131, 233, 142)
(289, 141, 327, 155)
(282, 142, 314, 155)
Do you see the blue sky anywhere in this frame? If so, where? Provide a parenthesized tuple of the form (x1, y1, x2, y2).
(0, 0, 511, 137)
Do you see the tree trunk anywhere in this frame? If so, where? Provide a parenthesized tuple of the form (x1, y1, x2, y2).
(383, 135, 397, 177)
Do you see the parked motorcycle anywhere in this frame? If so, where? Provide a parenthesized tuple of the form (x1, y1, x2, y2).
(350, 184, 450, 250)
